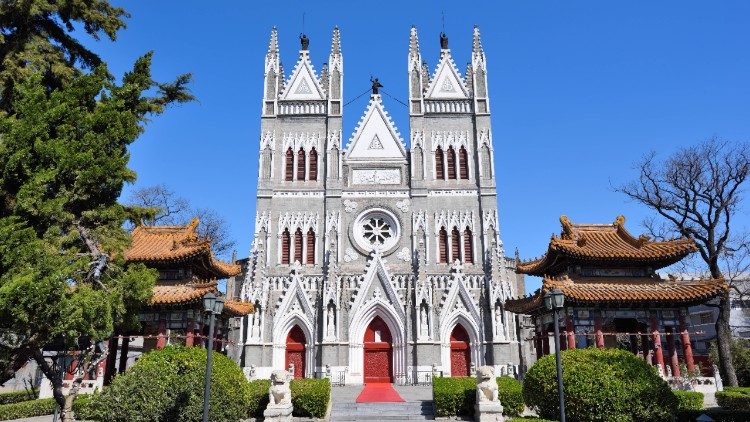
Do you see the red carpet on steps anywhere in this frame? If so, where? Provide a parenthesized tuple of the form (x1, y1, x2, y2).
(355, 383, 406, 403)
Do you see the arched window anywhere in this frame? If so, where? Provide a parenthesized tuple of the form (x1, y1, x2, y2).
(447, 146, 457, 179)
(463, 228, 473, 264)
(306, 228, 315, 264)
(459, 146, 469, 179)
(285, 148, 294, 181)
(294, 228, 303, 264)
(281, 228, 291, 264)
(308, 148, 318, 181)
(435, 147, 445, 180)
(297, 148, 306, 181)
(451, 227, 461, 262)
(438, 227, 448, 264)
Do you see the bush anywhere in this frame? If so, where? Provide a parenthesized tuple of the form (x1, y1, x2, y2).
(89, 346, 250, 422)
(246, 379, 271, 418)
(675, 409, 750, 421)
(716, 387, 750, 411)
(507, 418, 557, 422)
(673, 390, 704, 412)
(523, 348, 677, 422)
(0, 398, 55, 421)
(291, 378, 330, 418)
(0, 389, 38, 404)
(711, 338, 750, 387)
(432, 376, 523, 417)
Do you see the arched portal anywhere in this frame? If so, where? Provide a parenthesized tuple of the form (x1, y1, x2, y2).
(285, 325, 306, 379)
(363, 316, 393, 383)
(450, 324, 471, 376)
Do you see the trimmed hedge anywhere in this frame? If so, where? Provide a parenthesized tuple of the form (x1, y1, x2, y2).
(432, 376, 524, 417)
(673, 390, 704, 412)
(717, 387, 750, 411)
(0, 398, 55, 421)
(676, 409, 750, 422)
(523, 348, 677, 422)
(291, 378, 330, 418)
(508, 418, 557, 422)
(0, 389, 38, 405)
(246, 379, 271, 418)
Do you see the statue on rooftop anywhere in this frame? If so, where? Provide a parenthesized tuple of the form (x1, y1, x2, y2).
(440, 32, 449, 49)
(300, 33, 309, 50)
(370, 77, 383, 95)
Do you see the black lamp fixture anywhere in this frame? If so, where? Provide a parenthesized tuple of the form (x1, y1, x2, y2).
(544, 287, 567, 422)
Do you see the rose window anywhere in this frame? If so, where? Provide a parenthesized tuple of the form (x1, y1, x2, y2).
(352, 208, 401, 254)
(362, 217, 393, 245)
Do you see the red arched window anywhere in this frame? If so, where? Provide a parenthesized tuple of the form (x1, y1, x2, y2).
(463, 227, 473, 264)
(294, 228, 303, 263)
(297, 148, 306, 181)
(439, 227, 448, 264)
(447, 146, 457, 179)
(459, 146, 469, 179)
(435, 147, 445, 180)
(281, 228, 291, 264)
(306, 228, 315, 264)
(451, 227, 461, 262)
(285, 148, 294, 181)
(309, 148, 318, 181)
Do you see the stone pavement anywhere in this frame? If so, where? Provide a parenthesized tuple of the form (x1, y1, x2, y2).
(329, 384, 435, 421)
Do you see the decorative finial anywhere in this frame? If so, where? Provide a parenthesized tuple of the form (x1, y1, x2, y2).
(440, 32, 449, 49)
(267, 27, 279, 57)
(300, 33, 309, 50)
(472, 25, 483, 55)
(409, 26, 420, 58)
(614, 215, 626, 227)
(330, 26, 341, 56)
(370, 77, 383, 95)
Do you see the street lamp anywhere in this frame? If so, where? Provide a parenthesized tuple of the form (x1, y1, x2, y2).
(202, 293, 225, 422)
(544, 288, 566, 422)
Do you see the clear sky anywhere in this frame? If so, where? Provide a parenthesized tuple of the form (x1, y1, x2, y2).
(86, 1, 750, 293)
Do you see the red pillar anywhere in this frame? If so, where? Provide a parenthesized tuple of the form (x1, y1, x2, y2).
(566, 315, 576, 349)
(679, 313, 696, 373)
(156, 320, 167, 349)
(103, 336, 119, 385)
(650, 314, 665, 374)
(666, 327, 681, 377)
(186, 319, 195, 347)
(594, 312, 605, 348)
(118, 336, 130, 374)
(542, 329, 551, 356)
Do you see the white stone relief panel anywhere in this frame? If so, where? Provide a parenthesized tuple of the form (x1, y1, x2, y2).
(352, 169, 401, 185)
(396, 247, 411, 262)
(344, 200, 358, 213)
(396, 199, 410, 213)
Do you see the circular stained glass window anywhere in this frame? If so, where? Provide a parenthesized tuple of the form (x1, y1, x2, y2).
(352, 208, 401, 254)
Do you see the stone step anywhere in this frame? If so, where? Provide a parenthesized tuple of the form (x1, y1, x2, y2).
(329, 401, 435, 421)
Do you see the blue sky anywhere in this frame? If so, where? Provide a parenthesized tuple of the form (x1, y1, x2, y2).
(87, 1, 749, 293)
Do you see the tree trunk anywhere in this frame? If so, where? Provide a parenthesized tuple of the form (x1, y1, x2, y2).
(30, 347, 67, 419)
(716, 290, 739, 387)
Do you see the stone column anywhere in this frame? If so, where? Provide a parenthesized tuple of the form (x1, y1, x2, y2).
(679, 313, 696, 373)
(650, 314, 665, 374)
(666, 327, 680, 377)
(566, 315, 576, 349)
(594, 311, 605, 348)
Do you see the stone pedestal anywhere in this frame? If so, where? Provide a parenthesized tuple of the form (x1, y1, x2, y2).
(475, 401, 504, 422)
(263, 402, 293, 422)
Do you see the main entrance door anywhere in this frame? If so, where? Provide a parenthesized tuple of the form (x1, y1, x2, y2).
(285, 325, 306, 379)
(450, 324, 471, 377)
(363, 316, 393, 383)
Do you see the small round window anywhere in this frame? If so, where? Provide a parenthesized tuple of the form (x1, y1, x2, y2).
(353, 209, 400, 254)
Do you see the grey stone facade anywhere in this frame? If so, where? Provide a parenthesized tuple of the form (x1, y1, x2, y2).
(238, 26, 524, 384)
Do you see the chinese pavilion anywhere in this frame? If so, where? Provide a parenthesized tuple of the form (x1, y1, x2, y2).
(505, 215, 727, 377)
(104, 219, 253, 381)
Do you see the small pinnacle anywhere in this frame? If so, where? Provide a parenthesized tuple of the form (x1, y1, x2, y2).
(331, 27, 341, 56)
(267, 27, 279, 57)
(409, 26, 420, 58)
(472, 26, 484, 55)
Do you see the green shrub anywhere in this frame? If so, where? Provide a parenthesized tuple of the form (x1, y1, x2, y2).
(673, 390, 704, 412)
(291, 378, 330, 418)
(676, 409, 750, 421)
(0, 398, 55, 421)
(89, 346, 250, 422)
(523, 348, 677, 422)
(507, 418, 558, 422)
(716, 387, 750, 411)
(432, 376, 524, 417)
(0, 389, 38, 405)
(246, 379, 271, 418)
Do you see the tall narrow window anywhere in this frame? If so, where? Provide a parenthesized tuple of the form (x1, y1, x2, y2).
(297, 148, 306, 181)
(451, 227, 461, 262)
(439, 227, 449, 264)
(285, 148, 294, 181)
(306, 228, 315, 264)
(294, 228, 303, 263)
(281, 228, 291, 264)
(459, 146, 469, 179)
(435, 147, 445, 180)
(463, 228, 473, 264)
(447, 146, 457, 179)
(309, 148, 318, 181)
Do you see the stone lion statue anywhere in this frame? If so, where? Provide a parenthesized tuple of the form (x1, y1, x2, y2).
(268, 369, 292, 406)
(476, 366, 499, 403)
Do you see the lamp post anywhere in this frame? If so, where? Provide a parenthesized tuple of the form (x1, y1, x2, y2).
(202, 292, 225, 422)
(544, 288, 566, 422)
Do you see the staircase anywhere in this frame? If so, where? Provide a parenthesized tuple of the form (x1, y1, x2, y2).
(329, 401, 434, 421)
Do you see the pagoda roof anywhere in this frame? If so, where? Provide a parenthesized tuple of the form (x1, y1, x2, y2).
(150, 280, 253, 317)
(126, 218, 241, 279)
(505, 275, 726, 315)
(516, 215, 697, 276)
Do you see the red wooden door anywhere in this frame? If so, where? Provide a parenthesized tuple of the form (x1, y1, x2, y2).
(285, 325, 306, 379)
(450, 324, 471, 377)
(363, 316, 393, 383)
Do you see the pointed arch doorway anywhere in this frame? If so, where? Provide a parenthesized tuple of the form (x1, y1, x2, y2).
(450, 324, 471, 376)
(285, 325, 306, 379)
(363, 316, 393, 383)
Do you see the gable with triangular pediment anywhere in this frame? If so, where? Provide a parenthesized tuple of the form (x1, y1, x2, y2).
(345, 96, 406, 160)
(439, 273, 481, 326)
(349, 252, 405, 321)
(280, 54, 325, 101)
(425, 54, 469, 100)
(274, 274, 315, 323)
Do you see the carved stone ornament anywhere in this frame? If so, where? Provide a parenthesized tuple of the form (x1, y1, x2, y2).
(264, 369, 293, 421)
(396, 199, 410, 213)
(344, 247, 359, 263)
(344, 199, 358, 213)
(397, 247, 411, 262)
(475, 366, 504, 422)
(352, 169, 400, 185)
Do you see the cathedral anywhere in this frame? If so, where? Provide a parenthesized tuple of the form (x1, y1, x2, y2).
(238, 26, 525, 385)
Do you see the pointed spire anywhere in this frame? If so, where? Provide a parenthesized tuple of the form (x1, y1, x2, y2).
(267, 27, 279, 58)
(330, 26, 341, 56)
(472, 25, 484, 55)
(409, 25, 420, 58)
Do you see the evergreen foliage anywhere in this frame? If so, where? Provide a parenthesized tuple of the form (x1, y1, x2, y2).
(246, 379, 271, 418)
(432, 376, 524, 417)
(673, 390, 704, 412)
(0, 388, 37, 405)
(716, 387, 750, 411)
(290, 378, 331, 418)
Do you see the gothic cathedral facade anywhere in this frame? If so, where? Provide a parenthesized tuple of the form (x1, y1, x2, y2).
(240, 26, 524, 384)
